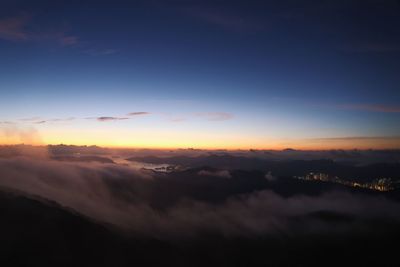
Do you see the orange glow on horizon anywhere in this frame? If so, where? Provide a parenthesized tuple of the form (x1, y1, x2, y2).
(1, 138, 399, 151)
(1, 127, 399, 150)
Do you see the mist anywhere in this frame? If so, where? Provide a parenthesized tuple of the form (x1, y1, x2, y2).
(0, 150, 399, 240)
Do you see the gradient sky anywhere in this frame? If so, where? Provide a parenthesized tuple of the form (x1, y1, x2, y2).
(1, 0, 400, 149)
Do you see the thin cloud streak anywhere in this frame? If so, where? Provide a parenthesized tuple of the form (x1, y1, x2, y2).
(19, 117, 76, 124)
(0, 14, 78, 46)
(196, 112, 234, 121)
(179, 5, 266, 33)
(59, 35, 79, 46)
(0, 14, 116, 56)
(127, 112, 151, 116)
(338, 104, 400, 113)
(0, 14, 30, 41)
(47, 117, 76, 122)
(14, 111, 233, 126)
(20, 117, 42, 122)
(93, 117, 129, 122)
(83, 48, 118, 56)
(310, 136, 400, 141)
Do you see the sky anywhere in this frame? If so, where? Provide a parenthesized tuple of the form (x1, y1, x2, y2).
(0, 0, 400, 149)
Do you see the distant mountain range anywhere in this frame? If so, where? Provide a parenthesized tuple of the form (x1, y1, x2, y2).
(128, 155, 400, 181)
(1, 145, 400, 266)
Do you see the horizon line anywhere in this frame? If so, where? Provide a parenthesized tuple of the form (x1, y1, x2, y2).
(1, 143, 400, 151)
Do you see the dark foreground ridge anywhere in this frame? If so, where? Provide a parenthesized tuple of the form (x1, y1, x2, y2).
(1, 186, 399, 267)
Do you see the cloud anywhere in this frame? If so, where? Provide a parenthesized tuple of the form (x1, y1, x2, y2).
(47, 117, 76, 122)
(265, 171, 277, 182)
(0, 125, 43, 145)
(313, 136, 400, 141)
(0, 14, 79, 47)
(179, 5, 265, 33)
(127, 112, 151, 116)
(0, 14, 120, 55)
(19, 117, 76, 124)
(196, 112, 234, 121)
(0, 14, 30, 41)
(94, 116, 129, 122)
(83, 48, 118, 56)
(17, 113, 149, 124)
(337, 104, 400, 113)
(20, 117, 42, 122)
(17, 111, 233, 126)
(32, 31, 81, 47)
(0, 156, 152, 229)
(162, 112, 233, 123)
(0, 154, 399, 239)
(59, 35, 79, 46)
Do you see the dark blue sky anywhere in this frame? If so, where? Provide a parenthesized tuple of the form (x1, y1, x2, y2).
(1, 0, 399, 148)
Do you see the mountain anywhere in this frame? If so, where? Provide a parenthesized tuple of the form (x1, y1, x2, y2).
(51, 155, 115, 164)
(0, 181, 400, 267)
(128, 155, 400, 181)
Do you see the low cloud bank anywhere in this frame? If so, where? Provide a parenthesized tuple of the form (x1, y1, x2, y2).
(0, 155, 399, 239)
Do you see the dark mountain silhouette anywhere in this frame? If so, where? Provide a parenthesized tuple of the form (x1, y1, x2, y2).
(51, 155, 115, 164)
(0, 187, 400, 267)
(128, 155, 400, 181)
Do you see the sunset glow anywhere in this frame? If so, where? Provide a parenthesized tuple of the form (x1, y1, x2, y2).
(0, 1, 399, 150)
(1, 2, 400, 267)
